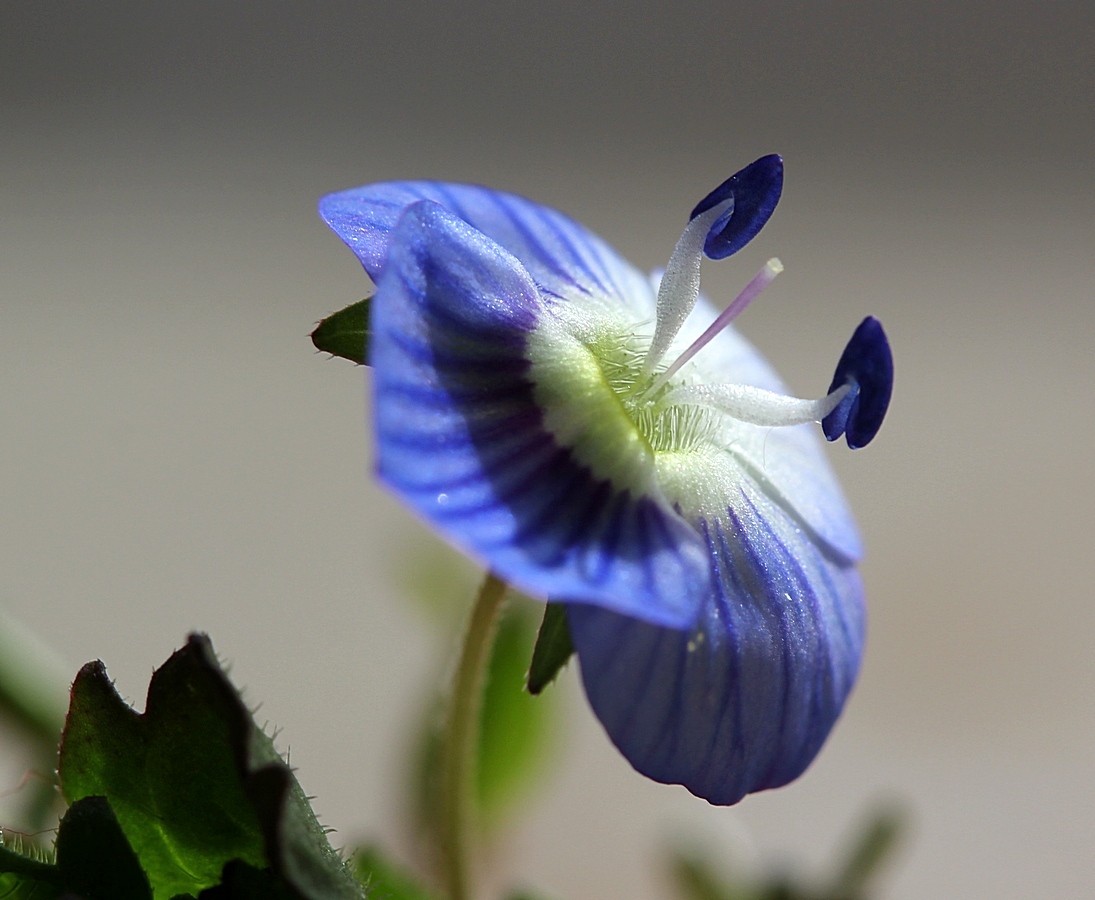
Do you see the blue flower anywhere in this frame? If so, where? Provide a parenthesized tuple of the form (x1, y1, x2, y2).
(319, 156, 892, 806)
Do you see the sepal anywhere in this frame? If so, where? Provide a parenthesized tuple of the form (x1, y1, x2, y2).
(311, 297, 372, 365)
(527, 602, 575, 695)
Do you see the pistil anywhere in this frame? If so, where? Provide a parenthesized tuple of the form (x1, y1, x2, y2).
(642, 258, 783, 400)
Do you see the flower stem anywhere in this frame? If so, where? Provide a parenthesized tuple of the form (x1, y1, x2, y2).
(440, 570, 508, 900)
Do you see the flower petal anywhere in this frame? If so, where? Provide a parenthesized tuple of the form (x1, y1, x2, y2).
(319, 181, 656, 322)
(373, 200, 711, 627)
(567, 475, 864, 805)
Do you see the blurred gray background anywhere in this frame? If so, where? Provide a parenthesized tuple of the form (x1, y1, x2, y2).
(2, 2, 1093, 897)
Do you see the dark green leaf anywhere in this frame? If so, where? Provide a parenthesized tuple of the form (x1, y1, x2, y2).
(311, 298, 372, 365)
(59, 633, 363, 900)
(0, 843, 62, 900)
(351, 846, 435, 900)
(194, 861, 300, 900)
(526, 603, 573, 695)
(0, 796, 154, 900)
(243, 762, 360, 900)
(59, 647, 265, 898)
(55, 796, 153, 900)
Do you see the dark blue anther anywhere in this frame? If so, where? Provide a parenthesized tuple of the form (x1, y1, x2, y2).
(690, 154, 783, 260)
(822, 316, 893, 449)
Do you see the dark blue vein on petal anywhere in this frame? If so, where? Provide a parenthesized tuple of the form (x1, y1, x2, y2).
(372, 200, 708, 627)
(485, 191, 601, 298)
(567, 480, 865, 805)
(322, 180, 651, 309)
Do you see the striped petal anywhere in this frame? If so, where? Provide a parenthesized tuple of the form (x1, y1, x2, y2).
(373, 200, 710, 628)
(319, 181, 656, 323)
(568, 475, 864, 805)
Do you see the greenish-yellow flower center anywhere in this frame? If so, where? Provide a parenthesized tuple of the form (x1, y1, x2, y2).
(527, 319, 720, 493)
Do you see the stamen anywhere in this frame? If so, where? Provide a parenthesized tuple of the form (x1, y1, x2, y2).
(822, 316, 893, 448)
(643, 258, 783, 398)
(660, 382, 851, 428)
(642, 198, 734, 376)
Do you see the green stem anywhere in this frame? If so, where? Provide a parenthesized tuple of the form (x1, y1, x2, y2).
(440, 571, 508, 900)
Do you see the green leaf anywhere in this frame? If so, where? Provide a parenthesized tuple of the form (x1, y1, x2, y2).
(351, 846, 436, 900)
(669, 847, 851, 900)
(0, 796, 153, 900)
(59, 646, 265, 898)
(0, 843, 62, 900)
(526, 603, 574, 695)
(55, 796, 153, 900)
(311, 298, 372, 365)
(244, 762, 361, 900)
(193, 861, 300, 900)
(59, 633, 364, 900)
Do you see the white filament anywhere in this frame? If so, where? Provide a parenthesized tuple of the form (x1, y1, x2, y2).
(642, 198, 734, 376)
(660, 381, 850, 428)
(643, 258, 783, 399)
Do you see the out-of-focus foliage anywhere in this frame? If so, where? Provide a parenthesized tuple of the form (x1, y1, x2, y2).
(0, 609, 68, 833)
(412, 594, 559, 848)
(0, 610, 66, 744)
(352, 845, 437, 900)
(669, 804, 907, 900)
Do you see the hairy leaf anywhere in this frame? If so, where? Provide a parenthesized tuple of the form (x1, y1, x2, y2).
(0, 796, 152, 900)
(59, 634, 363, 900)
(0, 844, 61, 900)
